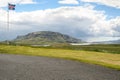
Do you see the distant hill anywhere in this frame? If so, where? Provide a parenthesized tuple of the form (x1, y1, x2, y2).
(11, 31, 83, 45)
(106, 39, 120, 44)
(93, 39, 120, 44)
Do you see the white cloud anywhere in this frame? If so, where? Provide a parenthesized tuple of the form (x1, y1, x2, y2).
(59, 0, 79, 5)
(81, 0, 120, 9)
(109, 17, 120, 36)
(18, 0, 37, 4)
(0, 0, 36, 7)
(0, 5, 120, 41)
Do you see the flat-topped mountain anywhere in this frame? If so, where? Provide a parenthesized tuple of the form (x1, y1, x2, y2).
(12, 31, 83, 45)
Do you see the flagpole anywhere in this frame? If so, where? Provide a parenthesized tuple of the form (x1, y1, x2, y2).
(6, 3, 16, 45)
(7, 3, 10, 44)
(7, 4, 9, 33)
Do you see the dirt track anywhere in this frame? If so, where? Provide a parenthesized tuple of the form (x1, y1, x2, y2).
(0, 54, 120, 80)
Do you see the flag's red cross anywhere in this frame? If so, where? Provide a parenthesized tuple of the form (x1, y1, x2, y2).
(8, 4, 15, 10)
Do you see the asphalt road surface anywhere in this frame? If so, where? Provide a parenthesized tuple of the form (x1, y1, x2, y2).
(0, 54, 120, 80)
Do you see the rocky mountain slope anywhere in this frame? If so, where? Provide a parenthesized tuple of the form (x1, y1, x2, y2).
(12, 31, 83, 45)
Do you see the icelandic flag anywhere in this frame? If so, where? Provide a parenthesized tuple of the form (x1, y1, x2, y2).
(8, 3, 16, 10)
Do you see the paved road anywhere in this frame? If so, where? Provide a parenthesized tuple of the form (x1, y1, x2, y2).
(0, 54, 120, 80)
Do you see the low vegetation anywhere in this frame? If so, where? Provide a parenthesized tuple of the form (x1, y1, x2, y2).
(32, 44, 120, 54)
(0, 44, 120, 70)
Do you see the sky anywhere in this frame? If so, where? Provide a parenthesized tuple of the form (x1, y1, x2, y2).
(0, 0, 120, 42)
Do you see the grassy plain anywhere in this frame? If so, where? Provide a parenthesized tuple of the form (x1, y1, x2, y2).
(0, 44, 120, 70)
(41, 44, 120, 54)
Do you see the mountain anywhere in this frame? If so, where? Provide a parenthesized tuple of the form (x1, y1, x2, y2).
(106, 39, 120, 44)
(12, 31, 83, 45)
(93, 39, 120, 44)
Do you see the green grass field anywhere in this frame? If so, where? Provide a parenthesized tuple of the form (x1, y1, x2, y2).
(0, 44, 120, 70)
(38, 44, 120, 54)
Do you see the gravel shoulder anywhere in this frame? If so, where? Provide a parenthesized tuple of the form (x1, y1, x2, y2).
(0, 54, 120, 80)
